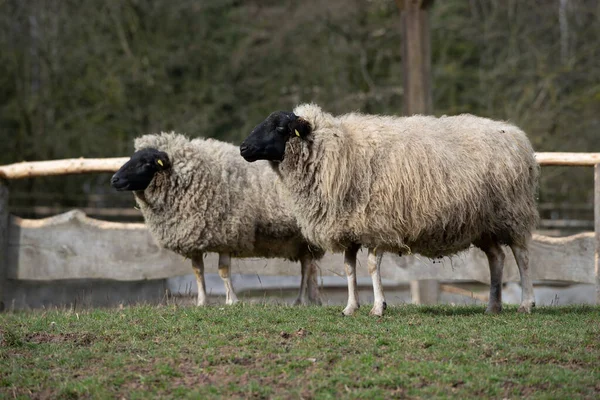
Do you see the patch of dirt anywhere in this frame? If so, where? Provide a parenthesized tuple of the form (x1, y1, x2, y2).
(279, 328, 310, 340)
(24, 332, 96, 346)
(279, 331, 291, 339)
(0, 386, 56, 400)
(295, 328, 309, 337)
(502, 380, 550, 397)
(231, 356, 254, 366)
(172, 359, 215, 388)
(414, 378, 429, 389)
(388, 387, 408, 397)
(116, 355, 226, 390)
(452, 380, 465, 388)
(114, 351, 321, 397)
(509, 354, 593, 370)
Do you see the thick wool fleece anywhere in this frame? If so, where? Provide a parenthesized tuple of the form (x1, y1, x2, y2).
(276, 104, 539, 257)
(133, 132, 323, 261)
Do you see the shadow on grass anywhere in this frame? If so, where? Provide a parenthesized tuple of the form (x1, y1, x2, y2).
(522, 304, 600, 315)
(387, 304, 600, 317)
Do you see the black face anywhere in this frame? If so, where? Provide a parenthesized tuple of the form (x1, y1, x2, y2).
(111, 148, 171, 191)
(240, 111, 311, 162)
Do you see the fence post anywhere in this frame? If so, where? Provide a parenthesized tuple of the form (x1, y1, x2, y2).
(0, 179, 8, 311)
(595, 164, 600, 305)
(410, 280, 439, 305)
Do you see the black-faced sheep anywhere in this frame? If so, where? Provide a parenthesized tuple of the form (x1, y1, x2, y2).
(111, 132, 324, 306)
(240, 104, 539, 316)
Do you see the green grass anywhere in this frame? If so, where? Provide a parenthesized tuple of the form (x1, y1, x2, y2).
(1, 304, 599, 399)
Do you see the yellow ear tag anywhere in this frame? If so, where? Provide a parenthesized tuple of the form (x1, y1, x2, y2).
(157, 159, 164, 167)
(295, 129, 300, 137)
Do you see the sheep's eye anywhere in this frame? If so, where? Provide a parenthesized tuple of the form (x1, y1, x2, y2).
(276, 126, 286, 133)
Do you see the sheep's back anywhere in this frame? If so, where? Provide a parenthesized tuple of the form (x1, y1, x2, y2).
(287, 113, 538, 256)
(135, 134, 318, 260)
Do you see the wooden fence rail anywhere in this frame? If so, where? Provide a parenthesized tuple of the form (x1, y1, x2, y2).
(0, 153, 599, 310)
(0, 153, 595, 179)
(0, 158, 129, 180)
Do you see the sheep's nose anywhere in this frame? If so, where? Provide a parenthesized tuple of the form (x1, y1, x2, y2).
(111, 175, 119, 184)
(240, 143, 249, 154)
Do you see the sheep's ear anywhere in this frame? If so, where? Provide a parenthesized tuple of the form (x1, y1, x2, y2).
(288, 117, 312, 140)
(155, 152, 171, 170)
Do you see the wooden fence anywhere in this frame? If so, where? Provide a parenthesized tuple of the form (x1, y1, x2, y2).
(0, 153, 599, 310)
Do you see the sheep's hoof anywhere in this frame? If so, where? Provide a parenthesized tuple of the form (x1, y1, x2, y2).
(226, 298, 240, 306)
(517, 301, 535, 313)
(369, 303, 385, 317)
(196, 300, 208, 307)
(484, 304, 502, 314)
(342, 304, 359, 316)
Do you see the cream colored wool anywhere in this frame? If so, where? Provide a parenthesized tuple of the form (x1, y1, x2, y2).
(133, 132, 324, 263)
(277, 104, 539, 258)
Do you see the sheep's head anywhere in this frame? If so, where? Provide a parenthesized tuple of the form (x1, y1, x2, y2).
(111, 148, 171, 191)
(240, 111, 311, 162)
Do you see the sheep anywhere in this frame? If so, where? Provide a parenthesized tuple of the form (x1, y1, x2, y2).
(240, 104, 539, 316)
(111, 132, 324, 306)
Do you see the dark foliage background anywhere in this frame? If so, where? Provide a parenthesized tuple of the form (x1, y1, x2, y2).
(0, 0, 598, 217)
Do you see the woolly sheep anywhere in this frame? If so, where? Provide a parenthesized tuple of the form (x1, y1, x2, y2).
(111, 132, 324, 306)
(240, 104, 539, 316)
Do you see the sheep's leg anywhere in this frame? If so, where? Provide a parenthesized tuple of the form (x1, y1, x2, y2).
(481, 242, 505, 314)
(368, 247, 386, 317)
(342, 244, 360, 316)
(294, 255, 311, 306)
(307, 259, 322, 305)
(510, 242, 535, 313)
(191, 254, 207, 306)
(218, 253, 239, 305)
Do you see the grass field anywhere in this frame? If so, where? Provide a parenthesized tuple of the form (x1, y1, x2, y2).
(1, 304, 599, 399)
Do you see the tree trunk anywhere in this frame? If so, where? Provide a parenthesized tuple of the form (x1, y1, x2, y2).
(0, 180, 9, 311)
(400, 0, 438, 304)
